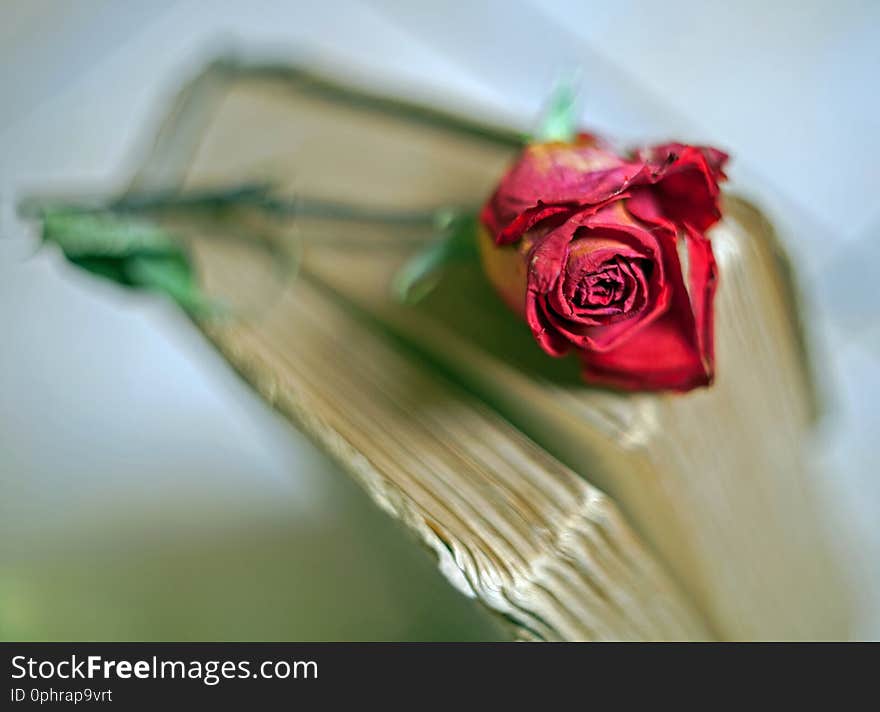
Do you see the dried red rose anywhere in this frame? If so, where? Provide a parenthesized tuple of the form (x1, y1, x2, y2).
(479, 134, 727, 391)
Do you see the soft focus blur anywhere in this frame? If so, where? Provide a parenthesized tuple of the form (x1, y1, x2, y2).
(1, 0, 878, 640)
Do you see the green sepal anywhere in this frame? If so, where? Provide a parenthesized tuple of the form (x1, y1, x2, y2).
(534, 79, 579, 143)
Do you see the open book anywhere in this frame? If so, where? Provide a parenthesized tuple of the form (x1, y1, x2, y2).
(129, 58, 850, 640)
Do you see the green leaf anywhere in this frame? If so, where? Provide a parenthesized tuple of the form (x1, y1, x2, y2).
(535, 79, 579, 143)
(126, 254, 223, 317)
(391, 211, 479, 305)
(39, 208, 220, 316)
(67, 256, 132, 285)
(42, 209, 179, 258)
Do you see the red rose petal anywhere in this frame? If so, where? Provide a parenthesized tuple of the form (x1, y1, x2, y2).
(579, 227, 714, 390)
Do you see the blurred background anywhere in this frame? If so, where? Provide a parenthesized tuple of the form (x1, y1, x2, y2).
(1, 0, 878, 640)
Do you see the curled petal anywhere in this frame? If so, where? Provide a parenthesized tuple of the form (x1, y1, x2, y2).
(579, 314, 711, 390)
(682, 224, 718, 374)
(481, 140, 649, 243)
(491, 202, 572, 246)
(526, 291, 572, 356)
(636, 143, 729, 232)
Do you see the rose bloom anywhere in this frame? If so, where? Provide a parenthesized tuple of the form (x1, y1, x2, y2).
(479, 134, 727, 391)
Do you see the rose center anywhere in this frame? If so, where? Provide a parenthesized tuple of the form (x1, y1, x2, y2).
(574, 265, 625, 307)
(560, 235, 655, 324)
